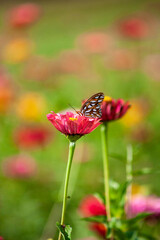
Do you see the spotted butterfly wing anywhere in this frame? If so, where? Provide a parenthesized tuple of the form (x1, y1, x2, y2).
(79, 92, 104, 118)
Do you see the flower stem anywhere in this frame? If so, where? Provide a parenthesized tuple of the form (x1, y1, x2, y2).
(58, 141, 76, 240)
(126, 144, 133, 218)
(101, 122, 111, 221)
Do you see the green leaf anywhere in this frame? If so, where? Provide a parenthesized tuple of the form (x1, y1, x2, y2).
(117, 181, 130, 208)
(56, 222, 72, 240)
(139, 232, 157, 240)
(127, 212, 151, 225)
(133, 168, 160, 176)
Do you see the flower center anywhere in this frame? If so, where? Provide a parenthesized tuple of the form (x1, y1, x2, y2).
(69, 117, 78, 121)
(104, 96, 112, 102)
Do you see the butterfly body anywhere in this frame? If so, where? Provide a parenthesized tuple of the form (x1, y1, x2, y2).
(78, 92, 104, 118)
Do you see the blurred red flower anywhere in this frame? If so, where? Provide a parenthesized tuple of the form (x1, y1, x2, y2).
(8, 3, 41, 28)
(119, 18, 149, 39)
(101, 96, 130, 122)
(47, 112, 101, 141)
(2, 154, 37, 179)
(76, 32, 113, 54)
(14, 125, 52, 149)
(0, 237, 4, 240)
(79, 195, 107, 238)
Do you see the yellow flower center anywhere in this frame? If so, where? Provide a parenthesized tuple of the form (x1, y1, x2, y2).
(69, 117, 78, 121)
(104, 96, 112, 102)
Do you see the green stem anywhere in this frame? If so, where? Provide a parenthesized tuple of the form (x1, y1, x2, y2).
(58, 141, 76, 240)
(126, 144, 133, 218)
(101, 122, 111, 221)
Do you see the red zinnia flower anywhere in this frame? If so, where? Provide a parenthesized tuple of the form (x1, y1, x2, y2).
(14, 125, 52, 149)
(79, 195, 107, 238)
(47, 112, 101, 141)
(119, 18, 149, 39)
(101, 96, 130, 122)
(8, 3, 41, 28)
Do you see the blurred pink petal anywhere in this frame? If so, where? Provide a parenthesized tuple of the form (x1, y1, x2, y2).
(58, 50, 89, 74)
(2, 154, 37, 179)
(76, 32, 114, 54)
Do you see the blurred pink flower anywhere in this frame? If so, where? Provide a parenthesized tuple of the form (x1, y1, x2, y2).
(127, 195, 160, 221)
(2, 154, 37, 179)
(0, 237, 4, 240)
(58, 50, 88, 74)
(142, 54, 160, 81)
(101, 96, 130, 122)
(25, 56, 59, 82)
(119, 17, 149, 39)
(76, 32, 113, 54)
(107, 49, 137, 70)
(47, 112, 101, 141)
(79, 195, 107, 238)
(8, 3, 41, 28)
(14, 125, 52, 149)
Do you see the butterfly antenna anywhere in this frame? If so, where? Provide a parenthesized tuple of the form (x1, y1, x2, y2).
(68, 103, 78, 113)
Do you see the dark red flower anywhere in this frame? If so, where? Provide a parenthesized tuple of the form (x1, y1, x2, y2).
(47, 112, 101, 141)
(8, 3, 41, 28)
(101, 96, 130, 122)
(14, 125, 52, 149)
(119, 18, 149, 39)
(0, 237, 4, 240)
(79, 195, 107, 238)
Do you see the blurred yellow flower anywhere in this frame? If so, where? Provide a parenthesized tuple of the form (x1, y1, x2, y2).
(120, 100, 145, 127)
(16, 92, 46, 121)
(3, 38, 32, 63)
(131, 184, 149, 197)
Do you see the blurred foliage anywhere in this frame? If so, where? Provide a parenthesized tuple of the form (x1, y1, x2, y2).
(0, 0, 160, 239)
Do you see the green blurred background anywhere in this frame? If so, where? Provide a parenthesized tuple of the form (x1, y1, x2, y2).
(0, 0, 160, 239)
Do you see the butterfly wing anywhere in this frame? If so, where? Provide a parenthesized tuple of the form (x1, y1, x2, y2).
(80, 92, 104, 118)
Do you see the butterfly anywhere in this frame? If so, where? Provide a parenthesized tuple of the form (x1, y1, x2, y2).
(77, 92, 104, 118)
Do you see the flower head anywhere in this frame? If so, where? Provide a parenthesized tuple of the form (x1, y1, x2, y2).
(14, 125, 52, 149)
(101, 96, 130, 122)
(3, 38, 33, 64)
(120, 99, 148, 128)
(16, 92, 47, 121)
(79, 195, 107, 238)
(2, 154, 37, 179)
(8, 3, 41, 28)
(76, 32, 113, 54)
(47, 112, 101, 141)
(119, 17, 149, 39)
(127, 195, 160, 221)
